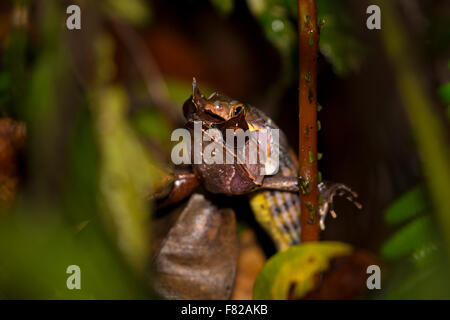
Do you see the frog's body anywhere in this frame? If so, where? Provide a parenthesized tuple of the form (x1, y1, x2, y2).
(158, 79, 360, 251)
(240, 106, 302, 250)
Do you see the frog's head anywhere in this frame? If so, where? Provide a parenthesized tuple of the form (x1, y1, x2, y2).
(183, 78, 246, 124)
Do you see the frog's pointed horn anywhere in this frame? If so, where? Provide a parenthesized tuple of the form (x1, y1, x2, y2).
(192, 77, 199, 97)
(183, 77, 205, 119)
(191, 77, 205, 106)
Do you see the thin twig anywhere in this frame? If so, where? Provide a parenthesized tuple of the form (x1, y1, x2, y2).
(298, 0, 320, 242)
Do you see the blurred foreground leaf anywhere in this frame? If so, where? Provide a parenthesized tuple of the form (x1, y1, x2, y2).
(384, 185, 428, 226)
(0, 213, 149, 299)
(438, 82, 450, 105)
(92, 85, 163, 273)
(381, 216, 434, 260)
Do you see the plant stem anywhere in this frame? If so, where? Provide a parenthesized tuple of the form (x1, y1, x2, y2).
(298, 0, 320, 242)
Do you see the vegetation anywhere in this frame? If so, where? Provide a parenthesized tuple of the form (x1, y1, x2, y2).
(0, 0, 448, 299)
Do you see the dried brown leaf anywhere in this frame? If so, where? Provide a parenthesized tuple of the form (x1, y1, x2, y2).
(152, 193, 239, 300)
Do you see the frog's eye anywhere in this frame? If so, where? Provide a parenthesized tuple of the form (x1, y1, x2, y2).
(213, 101, 223, 111)
(233, 106, 243, 116)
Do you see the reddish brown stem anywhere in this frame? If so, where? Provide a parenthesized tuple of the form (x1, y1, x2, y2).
(298, 0, 319, 242)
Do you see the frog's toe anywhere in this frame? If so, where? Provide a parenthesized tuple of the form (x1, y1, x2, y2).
(318, 181, 362, 230)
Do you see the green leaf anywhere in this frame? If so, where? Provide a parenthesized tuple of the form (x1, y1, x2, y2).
(253, 241, 352, 299)
(381, 216, 434, 260)
(384, 185, 429, 226)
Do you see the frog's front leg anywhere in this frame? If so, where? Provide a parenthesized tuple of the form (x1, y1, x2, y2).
(261, 176, 299, 192)
(151, 170, 200, 208)
(260, 176, 362, 230)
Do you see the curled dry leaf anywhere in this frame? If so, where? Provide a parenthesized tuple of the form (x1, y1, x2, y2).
(152, 193, 239, 300)
(0, 118, 26, 205)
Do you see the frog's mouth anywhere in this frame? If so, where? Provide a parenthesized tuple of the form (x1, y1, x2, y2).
(203, 109, 226, 122)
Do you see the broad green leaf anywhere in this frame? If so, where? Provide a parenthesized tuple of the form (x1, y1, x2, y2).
(384, 185, 428, 226)
(253, 241, 352, 299)
(381, 216, 434, 260)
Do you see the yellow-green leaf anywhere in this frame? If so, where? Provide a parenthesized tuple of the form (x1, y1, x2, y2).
(253, 241, 353, 299)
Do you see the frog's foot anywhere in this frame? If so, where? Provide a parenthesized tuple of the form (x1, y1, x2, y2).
(318, 181, 362, 230)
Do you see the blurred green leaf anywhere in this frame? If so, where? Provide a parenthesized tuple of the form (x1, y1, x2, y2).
(164, 77, 194, 107)
(211, 0, 234, 15)
(102, 0, 151, 26)
(381, 216, 434, 260)
(247, 0, 296, 74)
(90, 33, 164, 274)
(0, 72, 10, 92)
(2, 26, 27, 115)
(377, 0, 450, 257)
(0, 213, 149, 299)
(132, 108, 172, 145)
(384, 185, 428, 226)
(253, 241, 352, 299)
(438, 82, 450, 105)
(411, 241, 440, 269)
(92, 85, 162, 273)
(64, 108, 99, 223)
(164, 76, 215, 108)
(382, 262, 450, 299)
(316, 0, 365, 75)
